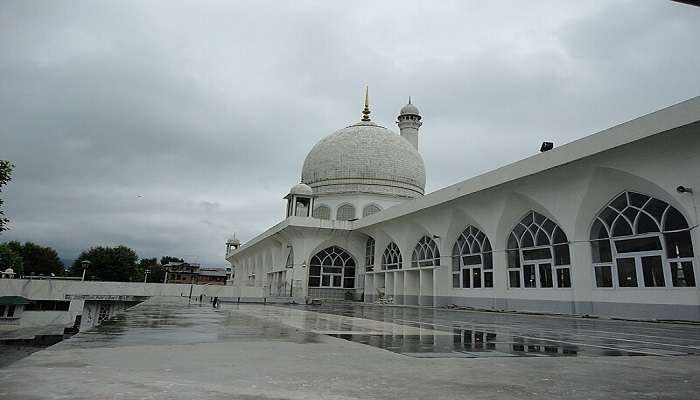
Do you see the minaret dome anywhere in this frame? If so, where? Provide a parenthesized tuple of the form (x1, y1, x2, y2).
(397, 97, 422, 150)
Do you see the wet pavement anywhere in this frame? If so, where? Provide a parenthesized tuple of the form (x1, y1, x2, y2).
(1, 297, 699, 399)
(292, 303, 700, 358)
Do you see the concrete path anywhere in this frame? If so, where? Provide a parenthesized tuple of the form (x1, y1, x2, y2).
(0, 297, 699, 399)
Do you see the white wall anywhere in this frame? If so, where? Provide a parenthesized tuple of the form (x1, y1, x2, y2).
(228, 117, 700, 320)
(360, 123, 700, 318)
(0, 279, 265, 302)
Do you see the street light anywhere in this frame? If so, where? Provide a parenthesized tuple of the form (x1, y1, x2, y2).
(81, 260, 91, 281)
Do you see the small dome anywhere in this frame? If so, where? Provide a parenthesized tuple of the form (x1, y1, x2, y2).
(400, 102, 420, 116)
(288, 182, 313, 196)
(4, 268, 14, 274)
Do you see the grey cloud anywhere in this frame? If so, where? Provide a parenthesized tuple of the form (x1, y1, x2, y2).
(1, 0, 698, 265)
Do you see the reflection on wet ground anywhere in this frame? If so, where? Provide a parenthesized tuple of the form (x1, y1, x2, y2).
(53, 298, 700, 361)
(53, 298, 321, 351)
(292, 303, 700, 358)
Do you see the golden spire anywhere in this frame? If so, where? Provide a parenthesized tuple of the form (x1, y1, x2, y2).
(361, 86, 371, 121)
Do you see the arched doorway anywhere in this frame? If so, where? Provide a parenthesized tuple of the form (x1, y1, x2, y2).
(308, 246, 357, 300)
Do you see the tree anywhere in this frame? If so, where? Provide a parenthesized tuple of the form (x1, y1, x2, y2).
(0, 160, 14, 233)
(133, 257, 165, 283)
(71, 245, 138, 282)
(0, 243, 23, 274)
(160, 255, 183, 266)
(5, 241, 64, 276)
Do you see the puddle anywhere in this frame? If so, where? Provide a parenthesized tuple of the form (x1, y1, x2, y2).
(298, 304, 699, 358)
(328, 327, 653, 358)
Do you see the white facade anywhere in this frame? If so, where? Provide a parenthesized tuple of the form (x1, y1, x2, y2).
(227, 96, 700, 321)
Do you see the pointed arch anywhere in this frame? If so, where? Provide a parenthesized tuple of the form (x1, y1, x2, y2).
(308, 246, 357, 288)
(507, 211, 571, 289)
(590, 191, 695, 288)
(362, 203, 382, 217)
(382, 242, 402, 270)
(411, 236, 441, 268)
(336, 203, 356, 221)
(452, 225, 493, 289)
(312, 204, 331, 220)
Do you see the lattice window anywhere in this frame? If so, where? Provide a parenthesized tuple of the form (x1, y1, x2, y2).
(452, 226, 493, 289)
(382, 242, 402, 270)
(590, 191, 695, 288)
(97, 304, 111, 323)
(308, 246, 356, 288)
(507, 211, 571, 289)
(411, 236, 441, 268)
(336, 204, 356, 221)
(363, 204, 381, 217)
(312, 205, 331, 220)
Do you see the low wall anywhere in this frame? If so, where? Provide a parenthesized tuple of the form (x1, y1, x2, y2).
(0, 279, 263, 301)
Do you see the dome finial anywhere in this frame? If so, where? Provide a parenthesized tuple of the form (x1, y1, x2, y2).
(408, 96, 412, 105)
(361, 86, 371, 121)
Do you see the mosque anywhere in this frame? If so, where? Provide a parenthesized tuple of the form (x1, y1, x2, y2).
(226, 92, 700, 321)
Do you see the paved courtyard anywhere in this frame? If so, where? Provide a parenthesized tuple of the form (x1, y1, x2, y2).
(1, 298, 699, 399)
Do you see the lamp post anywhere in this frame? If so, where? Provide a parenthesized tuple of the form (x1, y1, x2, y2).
(81, 260, 91, 281)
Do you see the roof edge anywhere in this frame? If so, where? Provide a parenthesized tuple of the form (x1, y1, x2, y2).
(356, 95, 700, 228)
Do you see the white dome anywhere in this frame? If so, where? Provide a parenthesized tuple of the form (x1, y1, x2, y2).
(400, 103, 420, 116)
(301, 121, 425, 198)
(288, 183, 313, 196)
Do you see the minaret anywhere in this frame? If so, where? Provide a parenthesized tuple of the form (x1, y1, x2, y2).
(397, 97, 422, 150)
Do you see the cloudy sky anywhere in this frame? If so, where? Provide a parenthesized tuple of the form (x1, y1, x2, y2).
(1, 1, 699, 267)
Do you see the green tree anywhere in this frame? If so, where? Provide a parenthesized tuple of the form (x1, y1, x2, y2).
(133, 257, 166, 283)
(71, 245, 138, 282)
(160, 255, 183, 265)
(0, 160, 14, 233)
(0, 243, 23, 274)
(6, 241, 64, 276)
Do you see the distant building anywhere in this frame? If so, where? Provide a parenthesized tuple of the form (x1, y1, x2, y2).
(163, 262, 228, 285)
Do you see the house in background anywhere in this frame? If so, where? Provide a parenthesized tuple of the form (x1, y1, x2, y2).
(163, 262, 228, 285)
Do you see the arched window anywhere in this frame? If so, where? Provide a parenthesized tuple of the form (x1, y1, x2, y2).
(363, 204, 382, 217)
(506, 211, 571, 289)
(590, 192, 695, 288)
(411, 236, 440, 268)
(365, 237, 375, 272)
(312, 205, 331, 220)
(452, 226, 493, 289)
(382, 242, 402, 270)
(308, 246, 356, 288)
(336, 204, 356, 221)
